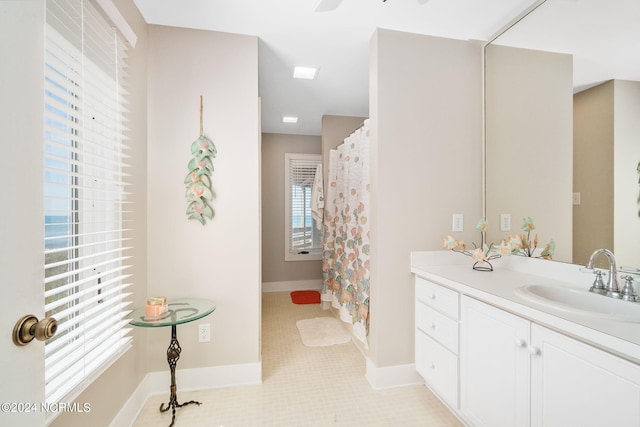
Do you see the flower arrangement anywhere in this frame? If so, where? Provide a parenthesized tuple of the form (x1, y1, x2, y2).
(443, 218, 501, 271)
(496, 217, 555, 259)
(443, 217, 555, 270)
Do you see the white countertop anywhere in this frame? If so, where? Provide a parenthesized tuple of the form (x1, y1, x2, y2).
(411, 251, 640, 364)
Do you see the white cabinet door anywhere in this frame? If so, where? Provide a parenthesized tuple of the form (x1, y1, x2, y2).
(460, 296, 531, 427)
(416, 329, 459, 408)
(531, 324, 640, 427)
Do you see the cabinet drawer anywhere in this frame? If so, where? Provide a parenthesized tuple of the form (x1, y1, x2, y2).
(416, 276, 459, 319)
(416, 329, 459, 409)
(416, 301, 459, 354)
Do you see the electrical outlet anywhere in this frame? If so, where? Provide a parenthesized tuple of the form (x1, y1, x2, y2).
(500, 213, 511, 232)
(452, 214, 463, 232)
(198, 323, 210, 342)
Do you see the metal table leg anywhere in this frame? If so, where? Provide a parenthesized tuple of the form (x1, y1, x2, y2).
(159, 324, 201, 426)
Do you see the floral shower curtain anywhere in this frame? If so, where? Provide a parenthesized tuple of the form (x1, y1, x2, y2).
(321, 119, 370, 345)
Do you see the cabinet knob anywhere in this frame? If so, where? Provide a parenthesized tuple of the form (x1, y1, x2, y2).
(430, 362, 436, 370)
(529, 346, 541, 356)
(430, 322, 436, 330)
(515, 338, 527, 348)
(430, 294, 436, 300)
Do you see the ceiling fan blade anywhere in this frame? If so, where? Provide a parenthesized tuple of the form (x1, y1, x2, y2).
(315, 0, 343, 12)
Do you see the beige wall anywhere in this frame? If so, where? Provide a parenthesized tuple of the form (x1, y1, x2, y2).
(369, 29, 483, 369)
(573, 81, 614, 265)
(485, 45, 573, 262)
(261, 133, 322, 283)
(575, 80, 640, 267)
(146, 25, 260, 370)
(613, 80, 640, 267)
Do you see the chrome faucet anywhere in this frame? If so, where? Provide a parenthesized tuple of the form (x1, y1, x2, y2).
(586, 249, 620, 297)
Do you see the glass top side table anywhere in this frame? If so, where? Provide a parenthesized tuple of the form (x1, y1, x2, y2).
(130, 298, 216, 427)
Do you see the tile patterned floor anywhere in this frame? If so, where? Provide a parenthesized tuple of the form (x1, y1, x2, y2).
(132, 292, 462, 426)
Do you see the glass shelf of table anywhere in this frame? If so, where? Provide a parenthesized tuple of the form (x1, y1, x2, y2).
(129, 298, 216, 328)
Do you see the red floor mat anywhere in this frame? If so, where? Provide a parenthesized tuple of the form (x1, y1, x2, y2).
(290, 290, 321, 304)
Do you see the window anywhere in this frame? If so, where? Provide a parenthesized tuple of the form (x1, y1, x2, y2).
(284, 153, 323, 261)
(43, 0, 132, 408)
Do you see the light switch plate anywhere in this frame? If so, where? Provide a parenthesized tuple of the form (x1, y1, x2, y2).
(452, 214, 463, 232)
(572, 192, 581, 205)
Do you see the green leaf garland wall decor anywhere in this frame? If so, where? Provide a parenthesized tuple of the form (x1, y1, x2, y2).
(185, 96, 217, 225)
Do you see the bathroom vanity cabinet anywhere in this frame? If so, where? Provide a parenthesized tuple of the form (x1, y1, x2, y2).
(461, 296, 640, 427)
(411, 252, 640, 427)
(529, 322, 640, 426)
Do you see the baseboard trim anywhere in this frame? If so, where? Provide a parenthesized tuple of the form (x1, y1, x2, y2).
(364, 358, 424, 390)
(112, 362, 262, 427)
(262, 279, 321, 293)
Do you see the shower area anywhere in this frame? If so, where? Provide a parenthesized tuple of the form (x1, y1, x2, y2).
(320, 119, 371, 346)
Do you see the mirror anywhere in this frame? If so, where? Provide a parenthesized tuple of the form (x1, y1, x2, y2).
(485, 0, 640, 268)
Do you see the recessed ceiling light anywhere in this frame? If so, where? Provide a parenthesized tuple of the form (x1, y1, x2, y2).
(293, 66, 319, 80)
(282, 116, 298, 124)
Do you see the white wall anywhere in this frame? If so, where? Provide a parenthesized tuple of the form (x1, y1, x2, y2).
(146, 25, 261, 371)
(369, 29, 483, 372)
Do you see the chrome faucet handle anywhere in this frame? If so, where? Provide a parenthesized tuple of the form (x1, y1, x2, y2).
(589, 270, 607, 295)
(620, 275, 639, 302)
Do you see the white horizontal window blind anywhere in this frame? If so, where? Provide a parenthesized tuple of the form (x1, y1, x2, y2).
(285, 153, 322, 261)
(44, 0, 132, 406)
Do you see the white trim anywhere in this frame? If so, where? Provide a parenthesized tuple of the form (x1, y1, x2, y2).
(284, 251, 323, 262)
(110, 362, 262, 427)
(165, 363, 262, 391)
(262, 279, 322, 293)
(365, 359, 424, 390)
(94, 0, 137, 47)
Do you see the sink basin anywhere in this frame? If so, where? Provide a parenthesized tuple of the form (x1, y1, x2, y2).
(514, 285, 640, 322)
